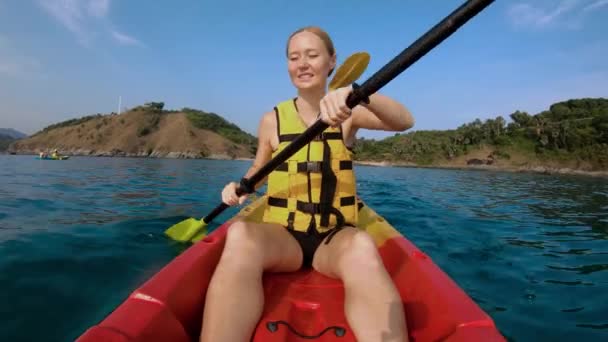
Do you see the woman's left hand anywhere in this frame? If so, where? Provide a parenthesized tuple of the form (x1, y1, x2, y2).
(320, 85, 354, 127)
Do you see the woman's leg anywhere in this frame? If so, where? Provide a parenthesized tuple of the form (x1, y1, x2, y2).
(200, 220, 303, 342)
(312, 227, 408, 342)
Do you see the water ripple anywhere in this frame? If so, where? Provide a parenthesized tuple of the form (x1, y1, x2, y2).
(0, 156, 607, 341)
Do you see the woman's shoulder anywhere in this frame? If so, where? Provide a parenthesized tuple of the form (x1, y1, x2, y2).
(257, 109, 278, 138)
(258, 97, 295, 135)
(259, 97, 292, 127)
(260, 109, 276, 126)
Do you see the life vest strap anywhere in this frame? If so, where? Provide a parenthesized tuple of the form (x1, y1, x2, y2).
(278, 132, 343, 143)
(267, 196, 356, 210)
(312, 132, 343, 141)
(275, 160, 353, 173)
(267, 196, 288, 208)
(340, 196, 355, 206)
(319, 139, 335, 227)
(287, 212, 295, 230)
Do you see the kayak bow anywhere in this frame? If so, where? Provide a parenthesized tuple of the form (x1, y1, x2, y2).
(77, 195, 506, 341)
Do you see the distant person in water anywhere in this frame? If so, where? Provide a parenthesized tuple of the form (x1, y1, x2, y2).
(199, 26, 415, 342)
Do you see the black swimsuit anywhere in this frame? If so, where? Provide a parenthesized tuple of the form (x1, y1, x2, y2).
(287, 230, 331, 269)
(286, 220, 354, 269)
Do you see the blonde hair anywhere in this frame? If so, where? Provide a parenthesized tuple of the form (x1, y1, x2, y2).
(286, 26, 335, 76)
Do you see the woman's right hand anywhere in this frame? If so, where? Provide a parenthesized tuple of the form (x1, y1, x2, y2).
(222, 181, 248, 206)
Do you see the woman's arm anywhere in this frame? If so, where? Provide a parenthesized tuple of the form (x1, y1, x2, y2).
(319, 85, 414, 145)
(223, 111, 276, 206)
(352, 92, 415, 132)
(242, 111, 276, 190)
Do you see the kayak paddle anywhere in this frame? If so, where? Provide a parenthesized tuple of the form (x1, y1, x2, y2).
(165, 51, 371, 243)
(167, 0, 496, 243)
(328, 52, 370, 91)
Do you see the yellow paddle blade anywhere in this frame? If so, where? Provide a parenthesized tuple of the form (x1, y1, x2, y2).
(164, 217, 207, 242)
(329, 51, 371, 90)
(190, 229, 208, 243)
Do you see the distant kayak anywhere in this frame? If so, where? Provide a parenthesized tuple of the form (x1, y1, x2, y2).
(36, 156, 70, 160)
(77, 194, 506, 342)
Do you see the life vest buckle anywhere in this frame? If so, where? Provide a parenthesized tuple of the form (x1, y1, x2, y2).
(305, 161, 322, 173)
(296, 201, 322, 214)
(286, 212, 295, 230)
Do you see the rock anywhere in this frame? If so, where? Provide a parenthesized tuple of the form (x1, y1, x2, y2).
(208, 153, 233, 160)
(109, 148, 126, 157)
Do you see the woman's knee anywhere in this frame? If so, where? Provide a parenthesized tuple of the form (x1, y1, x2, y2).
(339, 231, 383, 273)
(222, 220, 264, 262)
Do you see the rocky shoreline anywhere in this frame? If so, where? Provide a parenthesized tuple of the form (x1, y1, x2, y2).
(8, 149, 606, 178)
(354, 160, 608, 178)
(9, 149, 237, 160)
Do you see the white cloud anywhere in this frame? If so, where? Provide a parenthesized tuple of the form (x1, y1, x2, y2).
(39, 0, 88, 42)
(507, 0, 581, 28)
(111, 30, 144, 47)
(583, 0, 608, 11)
(38, 0, 143, 48)
(507, 0, 606, 30)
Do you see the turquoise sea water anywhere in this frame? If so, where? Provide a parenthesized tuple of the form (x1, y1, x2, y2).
(0, 155, 606, 341)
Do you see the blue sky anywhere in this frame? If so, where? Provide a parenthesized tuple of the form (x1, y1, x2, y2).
(1, 0, 607, 139)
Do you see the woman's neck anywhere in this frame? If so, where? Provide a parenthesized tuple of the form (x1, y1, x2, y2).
(296, 87, 326, 119)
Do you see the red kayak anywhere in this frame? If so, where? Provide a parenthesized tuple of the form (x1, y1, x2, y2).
(77, 196, 505, 341)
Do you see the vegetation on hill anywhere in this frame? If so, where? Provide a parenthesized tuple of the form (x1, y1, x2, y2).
(12, 102, 256, 159)
(0, 136, 13, 151)
(0, 128, 26, 151)
(32, 114, 104, 136)
(353, 98, 608, 170)
(183, 108, 257, 154)
(29, 101, 256, 148)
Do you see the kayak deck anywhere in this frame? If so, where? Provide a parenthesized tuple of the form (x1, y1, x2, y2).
(77, 196, 505, 341)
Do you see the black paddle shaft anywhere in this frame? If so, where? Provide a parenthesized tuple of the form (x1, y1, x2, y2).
(204, 0, 495, 224)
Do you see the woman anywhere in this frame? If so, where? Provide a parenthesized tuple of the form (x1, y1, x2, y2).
(200, 26, 415, 342)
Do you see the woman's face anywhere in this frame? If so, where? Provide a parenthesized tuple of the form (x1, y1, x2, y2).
(287, 31, 335, 91)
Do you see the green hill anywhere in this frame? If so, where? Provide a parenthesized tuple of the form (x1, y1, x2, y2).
(0, 128, 27, 151)
(182, 107, 257, 153)
(10, 102, 256, 159)
(353, 98, 608, 171)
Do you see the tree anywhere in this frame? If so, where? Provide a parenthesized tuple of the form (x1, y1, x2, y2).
(510, 110, 533, 128)
(592, 112, 608, 143)
(506, 122, 519, 135)
(533, 114, 548, 137)
(550, 103, 571, 121)
(144, 102, 165, 111)
(495, 116, 506, 134)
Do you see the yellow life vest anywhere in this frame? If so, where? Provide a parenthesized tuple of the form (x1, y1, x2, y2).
(262, 98, 358, 234)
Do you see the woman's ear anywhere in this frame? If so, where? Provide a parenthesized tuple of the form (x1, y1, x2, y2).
(328, 54, 337, 76)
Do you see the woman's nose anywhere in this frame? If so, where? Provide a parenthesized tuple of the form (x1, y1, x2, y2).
(297, 57, 310, 69)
